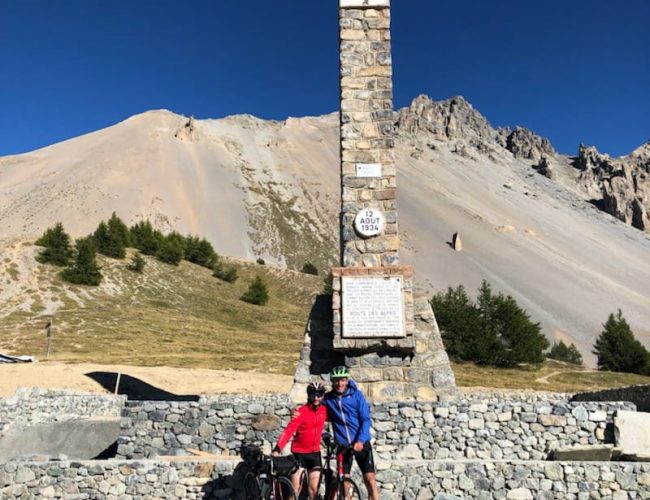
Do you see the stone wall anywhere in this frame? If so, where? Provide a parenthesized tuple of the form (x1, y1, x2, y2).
(1, 458, 648, 499)
(116, 393, 634, 461)
(572, 385, 650, 412)
(0, 388, 123, 437)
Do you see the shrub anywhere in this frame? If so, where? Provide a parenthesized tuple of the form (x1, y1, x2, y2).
(256, 258, 265, 265)
(241, 275, 269, 305)
(213, 261, 238, 283)
(301, 262, 318, 275)
(127, 252, 146, 273)
(60, 237, 102, 286)
(593, 310, 650, 375)
(547, 341, 583, 365)
(35, 223, 73, 266)
(431, 280, 548, 367)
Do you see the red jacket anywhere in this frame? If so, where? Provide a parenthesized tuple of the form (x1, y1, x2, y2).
(276, 403, 327, 454)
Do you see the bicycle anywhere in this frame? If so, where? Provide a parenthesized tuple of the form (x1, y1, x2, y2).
(317, 432, 363, 500)
(241, 443, 300, 500)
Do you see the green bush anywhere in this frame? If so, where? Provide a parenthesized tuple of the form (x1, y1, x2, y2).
(127, 252, 146, 273)
(60, 237, 102, 286)
(35, 223, 74, 266)
(301, 262, 318, 275)
(431, 280, 549, 367)
(241, 275, 269, 305)
(213, 261, 238, 283)
(593, 310, 650, 375)
(547, 341, 583, 365)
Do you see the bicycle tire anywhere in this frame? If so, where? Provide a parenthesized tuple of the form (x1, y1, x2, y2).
(328, 478, 362, 500)
(243, 471, 261, 500)
(266, 475, 298, 500)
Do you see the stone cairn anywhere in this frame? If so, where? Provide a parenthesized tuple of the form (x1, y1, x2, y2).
(291, 0, 457, 402)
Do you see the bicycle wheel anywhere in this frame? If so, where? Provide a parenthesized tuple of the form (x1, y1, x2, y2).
(243, 472, 261, 500)
(328, 478, 362, 500)
(266, 476, 298, 500)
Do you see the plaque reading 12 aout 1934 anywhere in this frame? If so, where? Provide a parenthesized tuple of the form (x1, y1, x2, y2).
(342, 276, 405, 338)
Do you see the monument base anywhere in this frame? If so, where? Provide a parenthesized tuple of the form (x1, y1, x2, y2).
(290, 287, 458, 403)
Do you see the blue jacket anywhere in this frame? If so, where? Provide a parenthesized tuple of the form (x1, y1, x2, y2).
(323, 379, 372, 445)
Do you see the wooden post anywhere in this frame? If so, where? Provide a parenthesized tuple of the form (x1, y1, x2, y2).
(45, 319, 53, 360)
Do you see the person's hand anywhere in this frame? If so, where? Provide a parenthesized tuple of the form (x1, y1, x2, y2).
(353, 441, 363, 452)
(291, 407, 299, 419)
(272, 450, 280, 457)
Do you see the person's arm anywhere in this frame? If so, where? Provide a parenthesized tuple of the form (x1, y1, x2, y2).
(353, 392, 371, 449)
(274, 407, 303, 454)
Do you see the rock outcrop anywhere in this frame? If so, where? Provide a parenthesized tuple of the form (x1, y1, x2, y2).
(174, 116, 198, 142)
(397, 95, 496, 151)
(500, 126, 555, 162)
(575, 142, 650, 231)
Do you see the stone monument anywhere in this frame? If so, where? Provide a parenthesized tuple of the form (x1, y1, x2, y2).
(291, 0, 457, 402)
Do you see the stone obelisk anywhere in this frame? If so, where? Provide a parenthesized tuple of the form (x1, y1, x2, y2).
(291, 0, 457, 402)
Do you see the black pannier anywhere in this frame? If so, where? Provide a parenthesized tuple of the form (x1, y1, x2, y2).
(272, 455, 298, 476)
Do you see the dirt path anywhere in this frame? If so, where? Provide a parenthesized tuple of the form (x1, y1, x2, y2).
(535, 369, 595, 385)
(0, 362, 293, 398)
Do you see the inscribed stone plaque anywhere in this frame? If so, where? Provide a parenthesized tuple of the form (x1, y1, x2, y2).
(342, 276, 405, 338)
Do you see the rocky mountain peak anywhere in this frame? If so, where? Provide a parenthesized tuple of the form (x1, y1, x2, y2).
(396, 94, 496, 146)
(498, 126, 556, 163)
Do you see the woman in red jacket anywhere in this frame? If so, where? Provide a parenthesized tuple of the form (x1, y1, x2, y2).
(272, 382, 327, 499)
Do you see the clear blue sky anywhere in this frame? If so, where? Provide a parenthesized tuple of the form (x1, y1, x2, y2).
(1, 0, 648, 157)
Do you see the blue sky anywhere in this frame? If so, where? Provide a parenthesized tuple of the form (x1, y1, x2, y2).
(0, 0, 648, 157)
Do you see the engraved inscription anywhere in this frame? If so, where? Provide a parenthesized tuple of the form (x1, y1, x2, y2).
(342, 276, 405, 338)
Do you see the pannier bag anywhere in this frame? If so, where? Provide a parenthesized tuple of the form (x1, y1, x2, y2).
(272, 455, 298, 476)
(240, 443, 262, 468)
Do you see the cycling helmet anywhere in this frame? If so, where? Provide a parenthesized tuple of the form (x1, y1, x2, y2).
(307, 381, 326, 395)
(329, 365, 350, 380)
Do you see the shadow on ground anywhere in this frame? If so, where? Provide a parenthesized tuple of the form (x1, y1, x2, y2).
(85, 371, 199, 401)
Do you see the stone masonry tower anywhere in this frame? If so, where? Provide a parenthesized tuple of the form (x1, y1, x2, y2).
(291, 0, 457, 402)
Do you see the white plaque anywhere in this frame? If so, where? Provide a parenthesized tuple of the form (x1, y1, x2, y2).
(354, 208, 385, 237)
(342, 276, 405, 338)
(355, 163, 382, 177)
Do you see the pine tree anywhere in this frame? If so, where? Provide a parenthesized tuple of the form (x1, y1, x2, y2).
(593, 310, 650, 375)
(241, 275, 269, 305)
(185, 235, 217, 268)
(547, 341, 583, 365)
(107, 212, 131, 248)
(93, 221, 126, 259)
(35, 223, 74, 266)
(61, 237, 102, 285)
(156, 232, 185, 265)
(130, 220, 162, 255)
(431, 285, 481, 360)
(127, 252, 146, 273)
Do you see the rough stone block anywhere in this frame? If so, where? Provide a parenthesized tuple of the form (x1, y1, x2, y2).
(615, 410, 650, 456)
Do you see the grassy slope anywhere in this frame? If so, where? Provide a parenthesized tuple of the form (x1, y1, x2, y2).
(2, 245, 650, 391)
(0, 249, 321, 375)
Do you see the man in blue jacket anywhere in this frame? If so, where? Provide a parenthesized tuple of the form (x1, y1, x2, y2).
(323, 366, 379, 500)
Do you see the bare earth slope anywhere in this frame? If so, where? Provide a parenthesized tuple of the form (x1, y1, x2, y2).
(1, 97, 649, 365)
